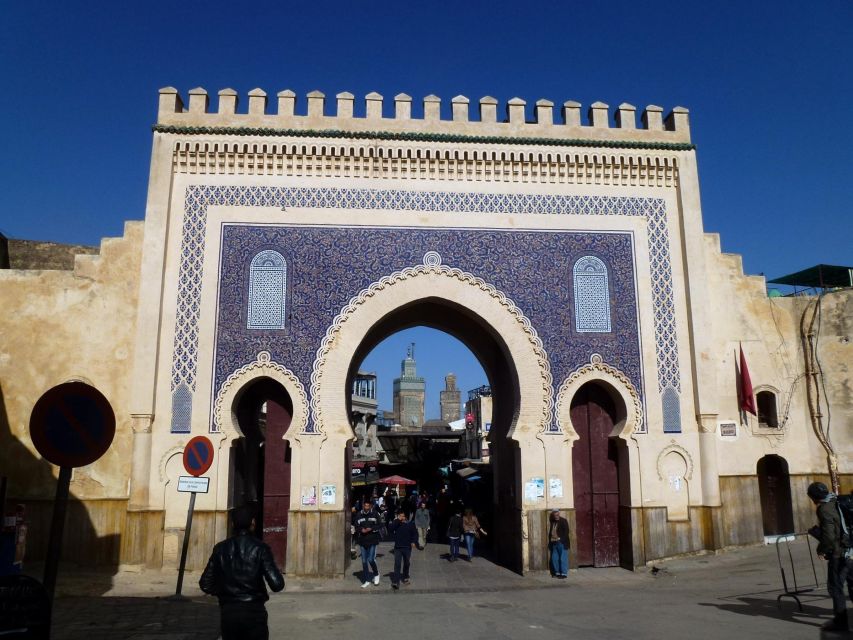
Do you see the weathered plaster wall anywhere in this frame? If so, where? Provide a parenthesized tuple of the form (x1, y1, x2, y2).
(0, 221, 144, 501)
(704, 232, 852, 477)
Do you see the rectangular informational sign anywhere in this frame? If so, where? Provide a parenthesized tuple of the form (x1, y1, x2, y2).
(720, 422, 737, 437)
(177, 476, 210, 493)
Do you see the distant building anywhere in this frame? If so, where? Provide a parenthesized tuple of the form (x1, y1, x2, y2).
(374, 409, 396, 429)
(464, 385, 492, 461)
(351, 371, 383, 464)
(392, 343, 425, 429)
(440, 373, 462, 423)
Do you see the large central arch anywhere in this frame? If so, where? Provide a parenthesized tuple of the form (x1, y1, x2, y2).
(295, 252, 569, 574)
(310, 253, 554, 439)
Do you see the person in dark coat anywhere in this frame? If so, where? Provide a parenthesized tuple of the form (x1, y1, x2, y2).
(446, 507, 464, 562)
(548, 508, 570, 578)
(808, 481, 852, 632)
(388, 509, 418, 588)
(353, 499, 383, 587)
(200, 505, 284, 640)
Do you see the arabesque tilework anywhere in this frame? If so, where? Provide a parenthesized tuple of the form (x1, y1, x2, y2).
(215, 226, 641, 434)
(573, 255, 612, 333)
(169, 186, 682, 433)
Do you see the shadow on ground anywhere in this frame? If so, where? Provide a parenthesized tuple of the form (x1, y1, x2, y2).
(700, 595, 828, 629)
(52, 596, 220, 640)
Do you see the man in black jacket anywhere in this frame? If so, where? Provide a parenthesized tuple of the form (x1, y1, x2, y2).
(388, 510, 418, 589)
(353, 499, 382, 587)
(807, 481, 852, 632)
(548, 508, 570, 578)
(200, 505, 284, 640)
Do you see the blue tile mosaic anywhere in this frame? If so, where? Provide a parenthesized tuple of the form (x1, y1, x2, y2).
(170, 382, 192, 433)
(573, 255, 611, 333)
(247, 250, 287, 330)
(214, 226, 642, 434)
(168, 186, 683, 434)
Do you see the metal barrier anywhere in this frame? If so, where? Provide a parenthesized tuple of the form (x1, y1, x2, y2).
(775, 532, 820, 611)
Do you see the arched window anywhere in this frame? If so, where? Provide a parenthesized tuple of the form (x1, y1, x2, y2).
(573, 256, 611, 332)
(247, 250, 287, 330)
(757, 390, 779, 428)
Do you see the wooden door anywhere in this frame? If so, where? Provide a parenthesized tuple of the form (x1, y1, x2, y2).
(263, 393, 293, 568)
(757, 455, 794, 536)
(571, 384, 620, 567)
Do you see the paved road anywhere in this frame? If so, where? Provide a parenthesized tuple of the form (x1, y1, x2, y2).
(49, 542, 841, 639)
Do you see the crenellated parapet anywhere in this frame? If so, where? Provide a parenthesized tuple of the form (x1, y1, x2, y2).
(156, 88, 692, 147)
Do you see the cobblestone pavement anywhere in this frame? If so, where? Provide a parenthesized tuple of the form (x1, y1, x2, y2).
(47, 541, 843, 639)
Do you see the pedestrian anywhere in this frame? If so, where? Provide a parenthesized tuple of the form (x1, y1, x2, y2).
(446, 508, 464, 561)
(807, 481, 852, 632)
(388, 509, 418, 589)
(462, 508, 487, 561)
(354, 498, 383, 587)
(413, 502, 431, 549)
(199, 505, 284, 640)
(548, 508, 570, 578)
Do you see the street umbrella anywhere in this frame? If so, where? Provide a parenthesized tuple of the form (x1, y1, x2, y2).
(379, 475, 416, 485)
(379, 475, 417, 498)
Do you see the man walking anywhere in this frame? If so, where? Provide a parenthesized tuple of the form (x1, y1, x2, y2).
(388, 509, 418, 589)
(354, 498, 382, 587)
(807, 481, 852, 632)
(413, 502, 431, 550)
(548, 508, 570, 579)
(199, 505, 284, 640)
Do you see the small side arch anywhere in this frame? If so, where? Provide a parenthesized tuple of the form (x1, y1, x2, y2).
(555, 354, 644, 441)
(212, 351, 308, 438)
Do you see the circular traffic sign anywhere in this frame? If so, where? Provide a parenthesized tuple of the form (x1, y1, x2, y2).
(29, 382, 116, 468)
(182, 436, 214, 477)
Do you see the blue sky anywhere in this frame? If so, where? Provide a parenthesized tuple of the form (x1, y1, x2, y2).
(359, 327, 485, 421)
(2, 2, 850, 414)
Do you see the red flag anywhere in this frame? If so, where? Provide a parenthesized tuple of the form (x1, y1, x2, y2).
(739, 344, 756, 415)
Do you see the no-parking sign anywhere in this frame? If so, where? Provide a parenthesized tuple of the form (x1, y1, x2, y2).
(182, 436, 214, 477)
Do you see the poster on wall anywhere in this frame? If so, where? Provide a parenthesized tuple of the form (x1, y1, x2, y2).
(549, 477, 563, 498)
(525, 477, 545, 501)
(321, 484, 336, 505)
(301, 485, 316, 506)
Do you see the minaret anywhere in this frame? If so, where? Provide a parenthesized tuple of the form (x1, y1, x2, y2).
(392, 343, 425, 429)
(440, 373, 462, 423)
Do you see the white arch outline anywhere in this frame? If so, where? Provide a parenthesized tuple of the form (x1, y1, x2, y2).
(212, 351, 309, 438)
(555, 354, 644, 440)
(309, 252, 554, 438)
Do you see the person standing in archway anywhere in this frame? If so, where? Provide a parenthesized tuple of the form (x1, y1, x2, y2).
(354, 499, 383, 587)
(199, 505, 284, 640)
(548, 509, 570, 579)
(413, 502, 431, 550)
(446, 507, 464, 561)
(388, 509, 418, 589)
(462, 508, 487, 561)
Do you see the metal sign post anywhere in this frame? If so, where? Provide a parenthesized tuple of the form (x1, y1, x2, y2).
(29, 382, 115, 603)
(174, 437, 213, 597)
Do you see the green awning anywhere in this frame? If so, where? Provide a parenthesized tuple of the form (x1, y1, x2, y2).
(768, 264, 853, 289)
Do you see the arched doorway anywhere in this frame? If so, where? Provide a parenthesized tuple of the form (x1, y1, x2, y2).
(756, 455, 794, 537)
(346, 298, 523, 571)
(571, 381, 629, 567)
(231, 378, 294, 567)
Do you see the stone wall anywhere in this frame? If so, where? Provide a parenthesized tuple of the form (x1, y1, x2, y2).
(5, 239, 98, 270)
(0, 222, 144, 504)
